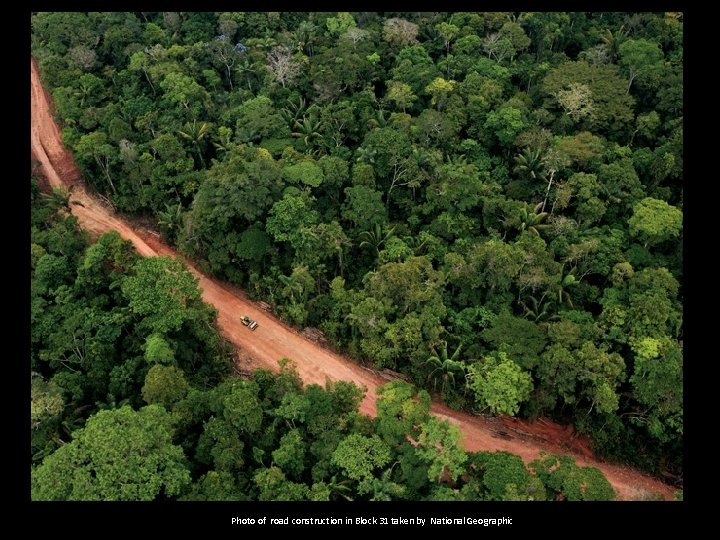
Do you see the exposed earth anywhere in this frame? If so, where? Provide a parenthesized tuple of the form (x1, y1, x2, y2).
(31, 58, 677, 501)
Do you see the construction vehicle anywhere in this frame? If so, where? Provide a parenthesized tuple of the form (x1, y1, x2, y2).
(241, 315, 258, 330)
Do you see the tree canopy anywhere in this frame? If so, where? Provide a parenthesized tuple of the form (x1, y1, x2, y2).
(32, 10, 683, 496)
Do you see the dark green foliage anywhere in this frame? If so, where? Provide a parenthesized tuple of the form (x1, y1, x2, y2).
(32, 405, 191, 500)
(32, 10, 682, 489)
(31, 186, 231, 467)
(469, 451, 546, 501)
(530, 453, 616, 501)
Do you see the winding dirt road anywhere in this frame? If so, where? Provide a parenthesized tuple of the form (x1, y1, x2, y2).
(30, 58, 677, 501)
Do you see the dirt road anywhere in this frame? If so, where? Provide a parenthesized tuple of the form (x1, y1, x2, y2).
(30, 58, 677, 501)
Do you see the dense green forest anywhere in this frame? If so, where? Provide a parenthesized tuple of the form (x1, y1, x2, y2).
(31, 11, 682, 491)
(30, 182, 616, 500)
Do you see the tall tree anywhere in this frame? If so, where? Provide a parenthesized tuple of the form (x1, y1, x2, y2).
(628, 197, 683, 248)
(467, 352, 533, 416)
(32, 405, 190, 500)
(619, 38, 664, 94)
(121, 256, 203, 334)
(266, 45, 302, 88)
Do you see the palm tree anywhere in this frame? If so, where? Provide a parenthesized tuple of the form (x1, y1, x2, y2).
(327, 474, 354, 501)
(513, 147, 546, 181)
(554, 264, 578, 308)
(518, 294, 559, 323)
(157, 201, 183, 242)
(355, 146, 377, 165)
(504, 202, 550, 237)
(281, 95, 307, 128)
(40, 187, 71, 212)
(403, 234, 428, 256)
(424, 341, 467, 396)
(369, 465, 406, 501)
(293, 20, 318, 56)
(529, 264, 578, 313)
(366, 109, 388, 130)
(253, 35, 277, 51)
(278, 273, 305, 305)
(600, 25, 627, 62)
(292, 116, 322, 152)
(212, 126, 234, 155)
(520, 202, 550, 236)
(178, 121, 211, 169)
(73, 77, 98, 107)
(359, 224, 396, 255)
